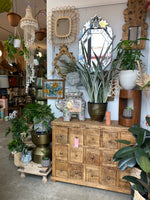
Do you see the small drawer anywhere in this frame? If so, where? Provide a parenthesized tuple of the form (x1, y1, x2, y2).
(120, 132, 135, 148)
(119, 169, 130, 189)
(102, 131, 118, 149)
(101, 167, 117, 186)
(55, 161, 68, 178)
(69, 128, 83, 147)
(102, 150, 117, 166)
(85, 166, 100, 183)
(69, 164, 83, 180)
(85, 148, 100, 166)
(55, 127, 68, 144)
(85, 129, 100, 147)
(70, 147, 83, 163)
(55, 145, 68, 161)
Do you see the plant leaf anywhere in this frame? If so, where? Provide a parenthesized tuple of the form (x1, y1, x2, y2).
(135, 148, 150, 173)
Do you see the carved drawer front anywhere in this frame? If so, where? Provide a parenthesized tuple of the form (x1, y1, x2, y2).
(55, 161, 68, 178)
(102, 150, 117, 166)
(55, 127, 68, 144)
(119, 169, 130, 189)
(69, 164, 83, 180)
(55, 145, 68, 161)
(101, 167, 117, 186)
(70, 147, 83, 163)
(85, 166, 100, 183)
(85, 148, 100, 166)
(85, 129, 100, 147)
(120, 132, 135, 148)
(102, 131, 118, 149)
(69, 128, 83, 147)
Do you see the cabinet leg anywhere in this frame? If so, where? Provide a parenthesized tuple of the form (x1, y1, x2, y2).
(42, 176, 47, 184)
(20, 172, 26, 178)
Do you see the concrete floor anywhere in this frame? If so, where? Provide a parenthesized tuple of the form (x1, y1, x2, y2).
(0, 121, 131, 200)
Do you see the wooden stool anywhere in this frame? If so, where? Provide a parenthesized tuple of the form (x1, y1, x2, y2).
(119, 90, 141, 127)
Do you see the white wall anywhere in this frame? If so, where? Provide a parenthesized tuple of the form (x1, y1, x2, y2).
(46, 0, 150, 127)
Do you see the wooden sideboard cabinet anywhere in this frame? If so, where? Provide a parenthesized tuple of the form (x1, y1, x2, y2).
(51, 117, 135, 194)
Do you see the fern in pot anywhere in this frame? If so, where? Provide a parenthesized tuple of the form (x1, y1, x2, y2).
(77, 38, 118, 121)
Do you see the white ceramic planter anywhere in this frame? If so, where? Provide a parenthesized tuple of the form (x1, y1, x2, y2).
(119, 70, 138, 90)
(13, 38, 21, 48)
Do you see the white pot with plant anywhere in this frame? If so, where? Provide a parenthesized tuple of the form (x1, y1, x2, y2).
(113, 39, 144, 90)
(13, 38, 21, 48)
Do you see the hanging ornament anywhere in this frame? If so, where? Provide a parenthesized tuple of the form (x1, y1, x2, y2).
(20, 5, 38, 93)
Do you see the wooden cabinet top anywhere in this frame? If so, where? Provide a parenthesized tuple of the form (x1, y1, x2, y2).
(51, 117, 129, 131)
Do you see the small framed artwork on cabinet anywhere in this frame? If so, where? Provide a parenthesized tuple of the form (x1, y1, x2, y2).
(42, 79, 65, 99)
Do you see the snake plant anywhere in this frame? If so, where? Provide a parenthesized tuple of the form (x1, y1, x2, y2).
(77, 36, 118, 103)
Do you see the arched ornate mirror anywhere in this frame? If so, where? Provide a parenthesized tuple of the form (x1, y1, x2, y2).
(79, 15, 113, 69)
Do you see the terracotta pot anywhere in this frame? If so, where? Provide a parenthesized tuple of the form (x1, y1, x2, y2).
(35, 30, 45, 41)
(88, 102, 107, 122)
(7, 12, 21, 27)
(40, 28, 46, 37)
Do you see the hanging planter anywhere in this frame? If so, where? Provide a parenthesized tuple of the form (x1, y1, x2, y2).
(0, 0, 12, 14)
(13, 38, 21, 48)
(7, 12, 21, 27)
(40, 28, 46, 37)
(35, 30, 45, 41)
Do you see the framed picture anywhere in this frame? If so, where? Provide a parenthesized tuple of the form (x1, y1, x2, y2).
(42, 79, 65, 99)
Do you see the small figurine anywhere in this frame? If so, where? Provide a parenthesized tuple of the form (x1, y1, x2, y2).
(55, 72, 86, 121)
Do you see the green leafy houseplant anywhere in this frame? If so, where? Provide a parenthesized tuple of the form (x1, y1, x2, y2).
(22, 102, 55, 133)
(113, 117, 150, 199)
(5, 116, 29, 152)
(4, 35, 29, 60)
(77, 37, 118, 103)
(113, 39, 144, 70)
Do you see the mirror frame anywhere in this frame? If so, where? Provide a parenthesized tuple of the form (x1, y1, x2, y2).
(54, 45, 76, 79)
(49, 6, 79, 45)
(55, 17, 71, 38)
(122, 0, 148, 49)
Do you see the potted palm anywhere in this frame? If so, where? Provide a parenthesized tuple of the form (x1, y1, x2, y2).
(77, 38, 118, 121)
(113, 117, 150, 199)
(113, 39, 145, 90)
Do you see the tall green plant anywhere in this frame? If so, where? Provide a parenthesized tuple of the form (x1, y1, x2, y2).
(5, 117, 29, 152)
(113, 118, 150, 198)
(77, 36, 118, 103)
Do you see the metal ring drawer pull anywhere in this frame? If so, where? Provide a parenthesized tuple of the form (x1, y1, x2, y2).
(107, 176, 110, 180)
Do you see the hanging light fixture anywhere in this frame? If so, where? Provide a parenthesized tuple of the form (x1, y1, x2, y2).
(20, 5, 38, 92)
(20, 5, 38, 48)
